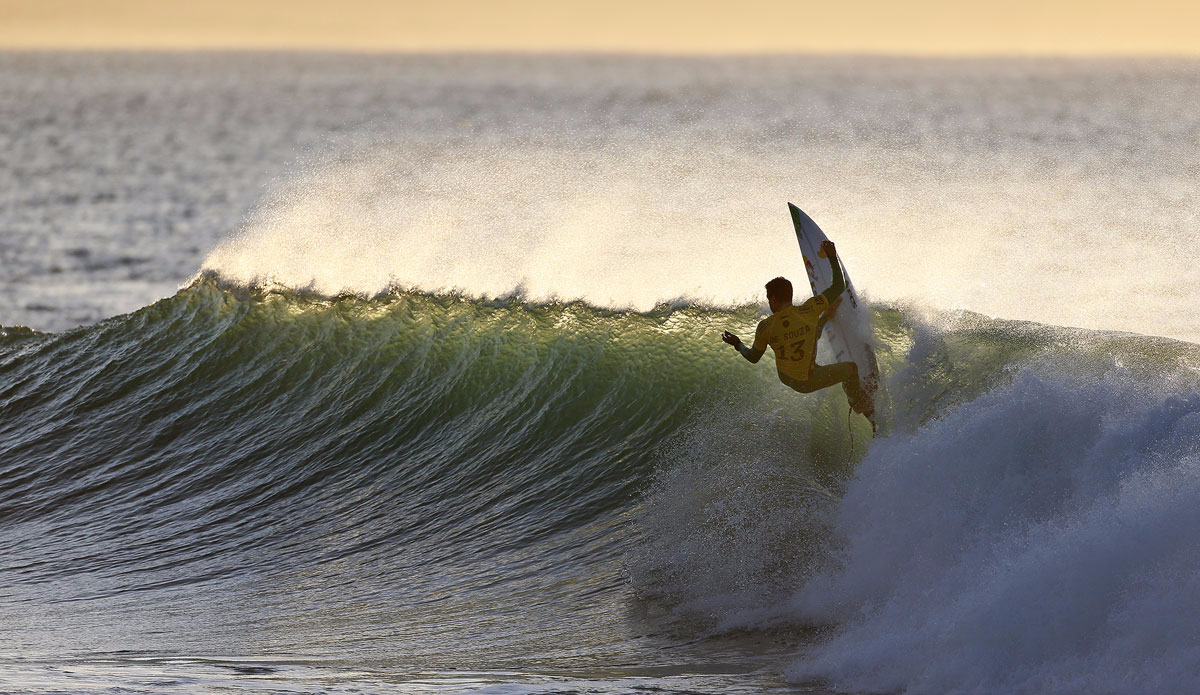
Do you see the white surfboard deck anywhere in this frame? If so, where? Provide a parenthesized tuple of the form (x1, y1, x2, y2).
(787, 203, 879, 429)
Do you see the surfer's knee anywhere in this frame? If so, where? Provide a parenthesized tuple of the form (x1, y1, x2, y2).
(780, 374, 818, 393)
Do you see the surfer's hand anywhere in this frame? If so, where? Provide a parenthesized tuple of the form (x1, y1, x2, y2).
(821, 240, 836, 257)
(721, 331, 742, 348)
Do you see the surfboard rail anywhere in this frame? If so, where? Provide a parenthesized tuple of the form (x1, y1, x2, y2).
(787, 202, 879, 431)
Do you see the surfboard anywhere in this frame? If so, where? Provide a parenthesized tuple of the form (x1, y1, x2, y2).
(787, 202, 880, 431)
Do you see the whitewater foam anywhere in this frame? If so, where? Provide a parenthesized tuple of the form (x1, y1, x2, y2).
(781, 366, 1200, 694)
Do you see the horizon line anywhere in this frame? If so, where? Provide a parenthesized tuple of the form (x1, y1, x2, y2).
(4, 45, 1200, 60)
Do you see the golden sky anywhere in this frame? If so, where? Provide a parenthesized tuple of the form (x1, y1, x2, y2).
(3, 0, 1200, 54)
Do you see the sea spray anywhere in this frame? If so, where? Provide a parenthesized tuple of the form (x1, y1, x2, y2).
(196, 127, 1200, 344)
(197, 144, 792, 311)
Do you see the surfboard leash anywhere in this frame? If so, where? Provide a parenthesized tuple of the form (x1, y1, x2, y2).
(847, 404, 855, 458)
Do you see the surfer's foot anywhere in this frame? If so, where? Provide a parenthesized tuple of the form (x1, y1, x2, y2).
(854, 396, 875, 421)
(848, 389, 874, 419)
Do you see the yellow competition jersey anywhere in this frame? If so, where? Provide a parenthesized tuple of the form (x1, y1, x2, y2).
(751, 295, 830, 382)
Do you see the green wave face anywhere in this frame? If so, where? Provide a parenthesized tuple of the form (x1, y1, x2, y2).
(4, 279, 1196, 539)
(2, 279, 1198, 671)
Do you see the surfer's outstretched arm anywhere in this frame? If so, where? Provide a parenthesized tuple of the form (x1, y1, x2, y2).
(722, 322, 766, 363)
(820, 240, 845, 305)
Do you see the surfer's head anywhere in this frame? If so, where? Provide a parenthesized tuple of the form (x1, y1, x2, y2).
(765, 276, 793, 313)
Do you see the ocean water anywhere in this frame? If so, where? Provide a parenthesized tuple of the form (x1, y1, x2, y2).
(2, 53, 1199, 694)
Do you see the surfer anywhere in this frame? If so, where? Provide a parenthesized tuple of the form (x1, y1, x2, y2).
(722, 240, 873, 420)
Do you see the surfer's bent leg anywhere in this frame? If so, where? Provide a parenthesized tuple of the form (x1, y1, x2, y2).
(779, 362, 861, 399)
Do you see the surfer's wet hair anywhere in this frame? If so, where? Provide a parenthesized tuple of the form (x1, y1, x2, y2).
(765, 277, 792, 303)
